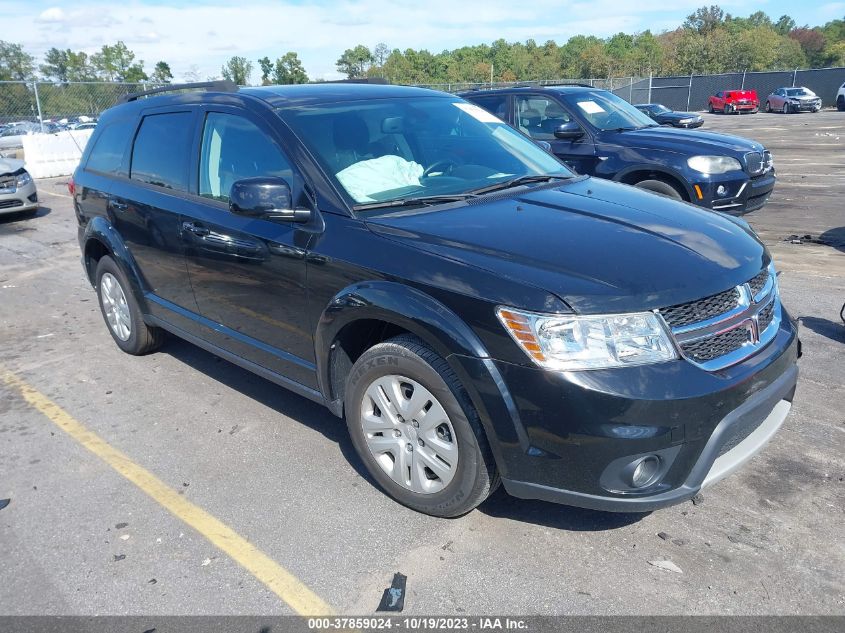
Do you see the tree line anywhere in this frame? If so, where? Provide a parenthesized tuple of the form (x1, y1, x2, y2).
(1, 5, 843, 91)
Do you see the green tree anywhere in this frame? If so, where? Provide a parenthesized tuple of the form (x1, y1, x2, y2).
(221, 56, 253, 85)
(258, 56, 273, 85)
(273, 52, 308, 84)
(91, 42, 147, 82)
(684, 5, 726, 33)
(40, 47, 70, 82)
(151, 61, 173, 84)
(0, 40, 36, 80)
(774, 15, 796, 35)
(336, 45, 373, 78)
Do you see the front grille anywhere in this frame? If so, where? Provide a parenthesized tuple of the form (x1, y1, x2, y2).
(758, 300, 775, 331)
(745, 151, 763, 175)
(748, 270, 770, 297)
(0, 199, 23, 209)
(660, 287, 740, 328)
(680, 327, 751, 362)
(717, 412, 766, 457)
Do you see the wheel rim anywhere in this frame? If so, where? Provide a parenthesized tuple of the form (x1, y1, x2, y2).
(100, 272, 131, 341)
(783, 102, 789, 114)
(360, 374, 458, 495)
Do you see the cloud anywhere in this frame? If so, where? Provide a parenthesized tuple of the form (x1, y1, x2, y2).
(36, 7, 65, 23)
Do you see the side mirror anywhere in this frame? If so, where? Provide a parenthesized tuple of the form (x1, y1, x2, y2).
(536, 140, 552, 152)
(229, 177, 311, 223)
(554, 121, 584, 140)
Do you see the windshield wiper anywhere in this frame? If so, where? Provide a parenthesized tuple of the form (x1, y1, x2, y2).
(465, 174, 572, 196)
(353, 193, 477, 211)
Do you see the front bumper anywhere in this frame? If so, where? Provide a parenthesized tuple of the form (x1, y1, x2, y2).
(694, 170, 775, 215)
(788, 101, 821, 112)
(452, 308, 799, 512)
(0, 178, 38, 215)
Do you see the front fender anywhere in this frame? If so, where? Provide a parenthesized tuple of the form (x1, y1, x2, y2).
(613, 162, 695, 200)
(314, 281, 530, 475)
(81, 215, 148, 311)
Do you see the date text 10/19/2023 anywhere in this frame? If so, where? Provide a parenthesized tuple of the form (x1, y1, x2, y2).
(308, 617, 529, 630)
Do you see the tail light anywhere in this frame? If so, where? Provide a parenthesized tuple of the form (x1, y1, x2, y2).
(67, 176, 75, 196)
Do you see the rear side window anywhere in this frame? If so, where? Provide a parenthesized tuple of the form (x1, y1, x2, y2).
(85, 119, 134, 175)
(466, 94, 509, 120)
(130, 112, 193, 191)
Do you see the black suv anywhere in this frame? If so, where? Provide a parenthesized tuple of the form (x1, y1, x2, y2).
(461, 86, 775, 214)
(73, 82, 799, 517)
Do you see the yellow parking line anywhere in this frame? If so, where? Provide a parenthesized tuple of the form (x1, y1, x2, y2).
(1, 368, 334, 616)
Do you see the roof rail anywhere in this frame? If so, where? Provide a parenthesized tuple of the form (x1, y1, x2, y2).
(324, 77, 389, 85)
(541, 82, 597, 89)
(117, 80, 239, 104)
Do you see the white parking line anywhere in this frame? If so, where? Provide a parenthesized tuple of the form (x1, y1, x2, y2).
(39, 189, 72, 199)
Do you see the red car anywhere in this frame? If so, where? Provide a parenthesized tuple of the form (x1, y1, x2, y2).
(709, 89, 759, 114)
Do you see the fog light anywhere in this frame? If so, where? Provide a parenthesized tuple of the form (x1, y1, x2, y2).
(631, 456, 660, 488)
(716, 185, 727, 196)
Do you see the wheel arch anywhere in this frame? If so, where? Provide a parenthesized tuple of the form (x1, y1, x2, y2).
(81, 216, 148, 311)
(614, 165, 692, 201)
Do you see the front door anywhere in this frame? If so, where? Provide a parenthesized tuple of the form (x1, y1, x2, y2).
(181, 108, 316, 388)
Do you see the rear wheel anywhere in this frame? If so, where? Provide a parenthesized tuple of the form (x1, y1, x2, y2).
(723, 105, 731, 115)
(634, 179, 683, 201)
(837, 96, 845, 112)
(344, 335, 498, 517)
(95, 255, 164, 355)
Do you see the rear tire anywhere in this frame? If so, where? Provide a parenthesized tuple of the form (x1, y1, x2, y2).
(723, 105, 730, 115)
(634, 179, 684, 201)
(95, 255, 164, 355)
(344, 335, 498, 517)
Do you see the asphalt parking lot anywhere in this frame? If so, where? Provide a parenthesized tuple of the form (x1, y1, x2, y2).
(1, 110, 843, 616)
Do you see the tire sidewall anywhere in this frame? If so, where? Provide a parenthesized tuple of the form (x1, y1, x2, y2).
(634, 179, 682, 200)
(95, 256, 145, 354)
(345, 343, 484, 516)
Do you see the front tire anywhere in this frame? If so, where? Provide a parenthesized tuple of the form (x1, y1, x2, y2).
(782, 101, 790, 114)
(95, 255, 164, 355)
(838, 96, 845, 112)
(634, 179, 683, 200)
(345, 335, 498, 517)
(765, 101, 772, 113)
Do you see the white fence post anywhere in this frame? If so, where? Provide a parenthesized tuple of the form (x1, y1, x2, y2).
(687, 74, 693, 111)
(741, 69, 746, 89)
(32, 81, 44, 132)
(647, 71, 652, 103)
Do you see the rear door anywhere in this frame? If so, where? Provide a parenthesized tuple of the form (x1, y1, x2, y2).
(179, 106, 316, 388)
(115, 108, 200, 324)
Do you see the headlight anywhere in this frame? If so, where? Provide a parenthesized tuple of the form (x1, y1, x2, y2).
(687, 155, 743, 174)
(496, 307, 677, 371)
(679, 118, 693, 124)
(15, 171, 32, 187)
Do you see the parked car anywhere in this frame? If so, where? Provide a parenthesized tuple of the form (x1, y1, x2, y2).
(73, 122, 97, 131)
(765, 87, 822, 114)
(73, 82, 799, 517)
(634, 103, 704, 128)
(709, 89, 759, 114)
(837, 82, 845, 111)
(0, 157, 38, 216)
(461, 86, 775, 214)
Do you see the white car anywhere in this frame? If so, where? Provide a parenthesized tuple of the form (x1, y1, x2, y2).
(0, 158, 38, 216)
(837, 82, 845, 111)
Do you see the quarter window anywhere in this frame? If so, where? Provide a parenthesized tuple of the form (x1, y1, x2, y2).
(130, 112, 193, 191)
(199, 112, 293, 202)
(86, 119, 135, 175)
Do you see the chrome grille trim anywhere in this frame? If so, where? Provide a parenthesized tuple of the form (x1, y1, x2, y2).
(657, 266, 780, 371)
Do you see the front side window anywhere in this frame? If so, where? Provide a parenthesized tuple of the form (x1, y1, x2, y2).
(199, 112, 293, 202)
(466, 94, 509, 120)
(513, 95, 571, 140)
(558, 90, 657, 132)
(279, 96, 572, 208)
(130, 112, 193, 191)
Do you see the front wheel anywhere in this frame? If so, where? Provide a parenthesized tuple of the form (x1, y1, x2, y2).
(708, 103, 715, 114)
(765, 101, 772, 113)
(782, 101, 790, 114)
(723, 105, 731, 115)
(344, 335, 498, 517)
(838, 96, 845, 112)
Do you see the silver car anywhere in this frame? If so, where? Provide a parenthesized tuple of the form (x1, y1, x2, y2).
(0, 158, 38, 216)
(765, 87, 822, 113)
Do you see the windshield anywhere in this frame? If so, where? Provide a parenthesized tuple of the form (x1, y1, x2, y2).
(278, 97, 572, 209)
(559, 90, 658, 131)
(785, 88, 814, 97)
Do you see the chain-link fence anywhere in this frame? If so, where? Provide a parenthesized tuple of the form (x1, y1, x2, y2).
(2, 68, 844, 128)
(0, 81, 163, 127)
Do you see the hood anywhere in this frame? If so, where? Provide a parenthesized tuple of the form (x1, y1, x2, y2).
(366, 177, 768, 314)
(601, 126, 763, 156)
(0, 157, 25, 175)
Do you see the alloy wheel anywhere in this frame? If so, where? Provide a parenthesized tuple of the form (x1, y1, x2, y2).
(100, 272, 132, 341)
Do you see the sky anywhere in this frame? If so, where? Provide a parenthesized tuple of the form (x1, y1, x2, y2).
(2, 0, 843, 82)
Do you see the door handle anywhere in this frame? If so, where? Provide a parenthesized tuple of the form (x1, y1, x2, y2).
(110, 200, 128, 211)
(182, 221, 210, 237)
